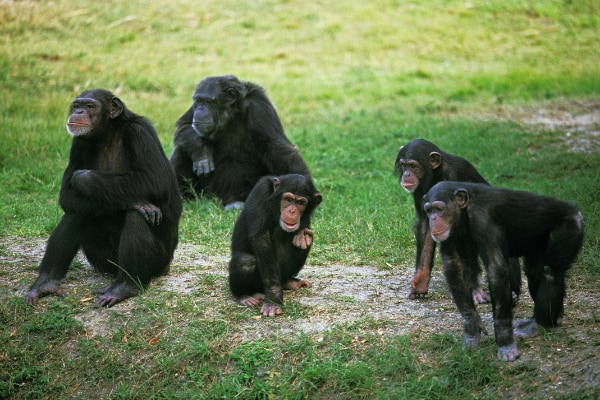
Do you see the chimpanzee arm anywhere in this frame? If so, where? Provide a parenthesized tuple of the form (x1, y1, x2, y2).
(62, 121, 171, 214)
(59, 140, 110, 215)
(251, 231, 284, 313)
(173, 124, 215, 176)
(410, 215, 436, 299)
(246, 95, 311, 177)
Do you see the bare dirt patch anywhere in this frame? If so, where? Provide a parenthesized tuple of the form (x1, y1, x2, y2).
(3, 235, 599, 398)
(463, 98, 600, 153)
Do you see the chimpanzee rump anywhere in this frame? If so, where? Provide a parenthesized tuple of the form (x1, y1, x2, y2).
(423, 181, 583, 361)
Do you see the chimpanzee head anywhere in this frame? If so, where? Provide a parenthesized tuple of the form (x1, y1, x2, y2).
(423, 182, 470, 242)
(395, 139, 443, 194)
(271, 174, 321, 233)
(191, 75, 248, 140)
(66, 89, 124, 137)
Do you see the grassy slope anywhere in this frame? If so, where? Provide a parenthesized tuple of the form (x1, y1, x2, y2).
(0, 0, 599, 398)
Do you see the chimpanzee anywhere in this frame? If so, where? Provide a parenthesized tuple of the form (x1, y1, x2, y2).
(423, 181, 584, 361)
(394, 138, 520, 303)
(228, 174, 322, 317)
(25, 89, 182, 308)
(169, 75, 312, 209)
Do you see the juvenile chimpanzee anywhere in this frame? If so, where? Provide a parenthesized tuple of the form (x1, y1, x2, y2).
(423, 181, 584, 361)
(228, 174, 322, 317)
(169, 75, 312, 209)
(25, 89, 182, 308)
(394, 138, 520, 303)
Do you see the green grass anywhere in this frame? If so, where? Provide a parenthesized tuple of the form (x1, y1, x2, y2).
(1, 0, 599, 398)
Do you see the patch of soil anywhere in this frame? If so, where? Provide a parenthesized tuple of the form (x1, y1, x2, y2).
(3, 236, 599, 398)
(463, 98, 600, 153)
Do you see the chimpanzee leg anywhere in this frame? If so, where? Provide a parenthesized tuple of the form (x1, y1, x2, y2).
(228, 252, 264, 306)
(517, 213, 583, 337)
(93, 211, 169, 307)
(509, 257, 521, 305)
(25, 214, 83, 305)
(441, 247, 485, 350)
(535, 212, 583, 326)
(486, 258, 521, 361)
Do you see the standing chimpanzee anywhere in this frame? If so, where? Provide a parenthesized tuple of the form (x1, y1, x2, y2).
(228, 174, 322, 317)
(394, 138, 520, 303)
(169, 75, 312, 209)
(423, 181, 584, 361)
(25, 89, 182, 308)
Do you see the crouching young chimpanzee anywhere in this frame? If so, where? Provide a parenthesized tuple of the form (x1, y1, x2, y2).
(25, 89, 182, 308)
(228, 174, 322, 317)
(423, 181, 584, 361)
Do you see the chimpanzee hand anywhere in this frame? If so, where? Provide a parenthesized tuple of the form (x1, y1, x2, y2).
(292, 228, 313, 250)
(192, 145, 215, 176)
(132, 203, 162, 226)
(70, 169, 91, 191)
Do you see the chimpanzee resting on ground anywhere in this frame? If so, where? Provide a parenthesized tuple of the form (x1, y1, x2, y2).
(423, 181, 584, 361)
(395, 138, 520, 303)
(169, 75, 312, 209)
(25, 89, 182, 308)
(228, 174, 322, 316)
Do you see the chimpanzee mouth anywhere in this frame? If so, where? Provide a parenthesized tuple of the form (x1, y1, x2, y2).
(431, 228, 450, 242)
(192, 123, 214, 137)
(280, 220, 300, 232)
(66, 123, 91, 136)
(401, 182, 417, 193)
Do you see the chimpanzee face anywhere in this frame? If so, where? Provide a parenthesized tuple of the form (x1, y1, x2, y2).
(191, 76, 244, 140)
(66, 91, 123, 137)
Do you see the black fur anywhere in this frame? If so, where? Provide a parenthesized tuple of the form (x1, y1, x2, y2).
(25, 89, 182, 307)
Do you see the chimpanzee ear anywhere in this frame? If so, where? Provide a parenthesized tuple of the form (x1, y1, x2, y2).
(454, 189, 469, 208)
(429, 152, 442, 170)
(109, 97, 124, 119)
(270, 177, 281, 192)
(312, 192, 323, 207)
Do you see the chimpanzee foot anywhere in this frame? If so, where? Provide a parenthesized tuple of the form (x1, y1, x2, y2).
(282, 278, 312, 290)
(25, 278, 65, 306)
(513, 318, 539, 339)
(260, 301, 283, 317)
(224, 201, 244, 210)
(464, 334, 481, 351)
(238, 293, 265, 307)
(94, 282, 141, 307)
(472, 287, 490, 304)
(497, 341, 521, 362)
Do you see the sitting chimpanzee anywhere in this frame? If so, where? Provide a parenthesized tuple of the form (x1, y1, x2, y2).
(423, 181, 584, 361)
(228, 174, 322, 316)
(169, 75, 312, 209)
(395, 138, 520, 303)
(25, 89, 182, 308)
